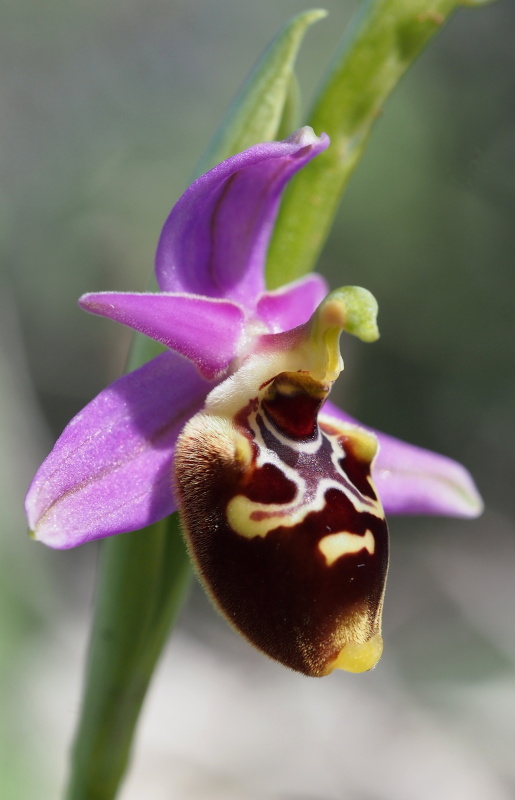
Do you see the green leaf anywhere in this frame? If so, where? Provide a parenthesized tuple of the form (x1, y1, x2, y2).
(195, 8, 327, 175)
(266, 0, 494, 288)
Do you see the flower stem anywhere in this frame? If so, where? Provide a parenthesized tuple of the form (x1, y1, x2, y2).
(65, 516, 190, 800)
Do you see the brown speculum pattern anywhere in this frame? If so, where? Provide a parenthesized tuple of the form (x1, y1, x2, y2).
(175, 368, 389, 677)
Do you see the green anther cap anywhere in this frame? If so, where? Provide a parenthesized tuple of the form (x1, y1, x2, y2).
(333, 286, 380, 343)
(305, 286, 379, 383)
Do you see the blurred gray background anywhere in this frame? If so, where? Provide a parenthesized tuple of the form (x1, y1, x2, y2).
(2, 1, 515, 798)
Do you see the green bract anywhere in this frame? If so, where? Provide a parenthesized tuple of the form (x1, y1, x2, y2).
(267, 0, 495, 287)
(196, 9, 327, 174)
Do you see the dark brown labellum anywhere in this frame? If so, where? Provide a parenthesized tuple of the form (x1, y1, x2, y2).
(174, 371, 388, 677)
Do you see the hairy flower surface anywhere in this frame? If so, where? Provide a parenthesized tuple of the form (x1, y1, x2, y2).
(25, 128, 482, 673)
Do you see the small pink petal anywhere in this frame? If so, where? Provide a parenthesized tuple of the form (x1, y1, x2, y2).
(256, 273, 329, 333)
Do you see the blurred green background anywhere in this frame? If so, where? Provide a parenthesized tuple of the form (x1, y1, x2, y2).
(2, 1, 515, 798)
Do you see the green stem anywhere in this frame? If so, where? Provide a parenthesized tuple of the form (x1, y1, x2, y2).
(65, 517, 190, 800)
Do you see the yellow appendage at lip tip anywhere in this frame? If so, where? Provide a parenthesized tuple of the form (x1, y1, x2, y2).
(328, 633, 383, 674)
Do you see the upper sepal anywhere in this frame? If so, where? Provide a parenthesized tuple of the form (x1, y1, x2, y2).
(155, 127, 329, 306)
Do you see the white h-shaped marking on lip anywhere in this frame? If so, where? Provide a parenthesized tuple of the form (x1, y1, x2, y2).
(318, 529, 375, 566)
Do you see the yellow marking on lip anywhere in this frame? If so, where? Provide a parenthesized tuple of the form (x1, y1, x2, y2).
(227, 476, 383, 541)
(233, 429, 253, 468)
(345, 427, 378, 463)
(318, 529, 375, 566)
(227, 493, 308, 539)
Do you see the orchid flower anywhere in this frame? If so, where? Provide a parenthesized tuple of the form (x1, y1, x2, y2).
(25, 127, 482, 677)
